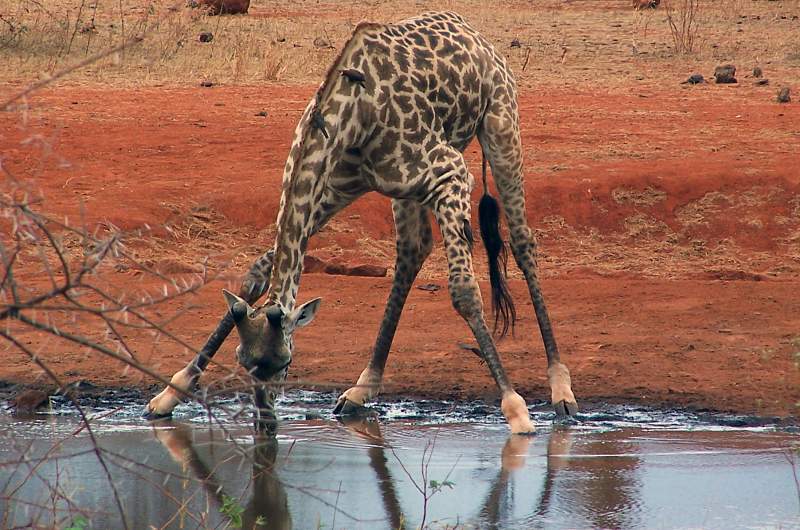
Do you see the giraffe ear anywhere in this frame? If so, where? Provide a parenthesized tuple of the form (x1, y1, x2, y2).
(288, 298, 322, 329)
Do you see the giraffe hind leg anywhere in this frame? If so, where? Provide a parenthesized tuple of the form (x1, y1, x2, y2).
(478, 100, 578, 417)
(334, 199, 433, 415)
(427, 144, 534, 433)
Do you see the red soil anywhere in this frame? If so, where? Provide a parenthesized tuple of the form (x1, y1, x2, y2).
(2, 84, 799, 417)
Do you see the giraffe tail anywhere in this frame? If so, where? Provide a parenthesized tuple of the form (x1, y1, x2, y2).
(478, 153, 516, 338)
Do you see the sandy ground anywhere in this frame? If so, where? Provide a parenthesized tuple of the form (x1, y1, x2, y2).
(1, 1, 799, 418)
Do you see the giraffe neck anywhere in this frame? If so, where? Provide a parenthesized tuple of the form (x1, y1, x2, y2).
(266, 111, 328, 311)
(264, 25, 378, 311)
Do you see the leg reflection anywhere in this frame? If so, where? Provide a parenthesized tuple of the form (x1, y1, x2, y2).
(338, 416, 407, 530)
(152, 422, 291, 529)
(529, 426, 641, 528)
(479, 435, 534, 528)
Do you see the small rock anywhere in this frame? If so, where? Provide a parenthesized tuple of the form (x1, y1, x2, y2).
(348, 264, 388, 277)
(753, 66, 763, 78)
(510, 38, 521, 48)
(777, 87, 791, 103)
(417, 283, 441, 293)
(755, 78, 769, 86)
(681, 73, 705, 85)
(323, 263, 387, 277)
(255, 110, 268, 117)
(313, 36, 331, 49)
(199, 31, 213, 43)
(65, 380, 96, 391)
(13, 389, 50, 414)
(195, 0, 250, 15)
(714, 64, 737, 84)
(633, 0, 660, 8)
(200, 80, 214, 87)
(303, 255, 327, 273)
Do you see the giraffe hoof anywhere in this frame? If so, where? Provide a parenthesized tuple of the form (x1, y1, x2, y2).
(553, 399, 579, 417)
(333, 397, 374, 417)
(142, 406, 173, 421)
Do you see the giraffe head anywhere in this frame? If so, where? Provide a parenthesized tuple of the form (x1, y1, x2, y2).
(222, 289, 321, 380)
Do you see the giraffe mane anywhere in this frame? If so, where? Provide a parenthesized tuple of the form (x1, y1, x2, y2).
(283, 21, 383, 202)
(316, 21, 383, 104)
(269, 21, 386, 309)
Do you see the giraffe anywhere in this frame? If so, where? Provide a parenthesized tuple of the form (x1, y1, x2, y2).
(145, 11, 578, 434)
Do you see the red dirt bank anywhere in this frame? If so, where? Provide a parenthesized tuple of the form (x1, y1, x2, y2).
(1, 85, 799, 418)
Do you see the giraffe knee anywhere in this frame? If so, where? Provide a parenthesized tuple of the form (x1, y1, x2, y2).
(449, 276, 483, 321)
(398, 237, 432, 273)
(509, 227, 538, 264)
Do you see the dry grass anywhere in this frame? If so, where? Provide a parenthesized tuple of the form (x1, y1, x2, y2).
(1, 0, 799, 88)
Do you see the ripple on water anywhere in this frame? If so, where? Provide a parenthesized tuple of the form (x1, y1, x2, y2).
(2, 391, 798, 530)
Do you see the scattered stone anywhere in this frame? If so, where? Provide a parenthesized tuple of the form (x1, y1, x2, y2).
(417, 283, 441, 293)
(681, 73, 705, 85)
(755, 78, 769, 86)
(195, 0, 250, 15)
(323, 263, 387, 277)
(13, 389, 50, 414)
(255, 110, 268, 117)
(510, 38, 521, 48)
(303, 255, 327, 273)
(199, 31, 214, 43)
(753, 66, 763, 78)
(313, 36, 331, 49)
(65, 380, 97, 391)
(344, 264, 387, 277)
(777, 87, 791, 103)
(633, 0, 660, 8)
(714, 64, 737, 84)
(200, 80, 214, 87)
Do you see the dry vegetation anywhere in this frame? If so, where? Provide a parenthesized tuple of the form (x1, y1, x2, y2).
(1, 3, 799, 525)
(1, 0, 799, 88)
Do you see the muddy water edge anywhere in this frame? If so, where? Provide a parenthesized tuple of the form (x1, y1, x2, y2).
(1, 390, 799, 529)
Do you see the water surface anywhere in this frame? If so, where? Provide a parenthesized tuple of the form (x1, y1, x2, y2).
(1, 394, 798, 529)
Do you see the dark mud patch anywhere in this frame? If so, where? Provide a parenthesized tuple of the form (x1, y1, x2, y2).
(2, 385, 797, 433)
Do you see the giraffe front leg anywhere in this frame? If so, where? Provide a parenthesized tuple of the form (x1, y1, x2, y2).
(146, 363, 201, 419)
(334, 367, 384, 414)
(449, 271, 534, 435)
(144, 249, 275, 420)
(334, 200, 432, 415)
(430, 153, 534, 434)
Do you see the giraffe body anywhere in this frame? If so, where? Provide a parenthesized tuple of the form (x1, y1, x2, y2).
(146, 12, 578, 433)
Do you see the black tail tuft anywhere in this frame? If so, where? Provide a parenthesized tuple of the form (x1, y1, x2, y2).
(478, 192, 516, 338)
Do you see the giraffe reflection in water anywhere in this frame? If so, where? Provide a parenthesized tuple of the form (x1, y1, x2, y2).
(154, 422, 291, 530)
(154, 421, 640, 529)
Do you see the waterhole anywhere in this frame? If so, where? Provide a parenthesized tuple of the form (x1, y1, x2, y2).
(1, 391, 798, 529)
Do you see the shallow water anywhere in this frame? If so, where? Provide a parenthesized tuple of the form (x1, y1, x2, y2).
(1, 393, 798, 529)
